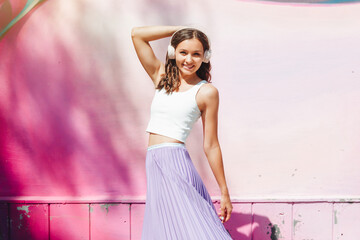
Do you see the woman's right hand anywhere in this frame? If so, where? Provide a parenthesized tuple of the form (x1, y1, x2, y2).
(218, 192, 233, 223)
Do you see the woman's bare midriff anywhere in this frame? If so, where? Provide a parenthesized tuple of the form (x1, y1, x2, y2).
(148, 133, 184, 147)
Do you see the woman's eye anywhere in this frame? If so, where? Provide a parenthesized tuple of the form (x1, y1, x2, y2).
(180, 51, 186, 54)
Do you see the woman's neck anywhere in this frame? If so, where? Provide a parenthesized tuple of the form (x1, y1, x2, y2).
(179, 73, 201, 85)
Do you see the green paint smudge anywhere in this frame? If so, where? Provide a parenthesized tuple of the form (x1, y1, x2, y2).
(16, 205, 31, 230)
(270, 224, 281, 240)
(100, 204, 118, 214)
(17, 206, 30, 214)
(294, 219, 301, 228)
(334, 210, 338, 224)
(266, 223, 282, 240)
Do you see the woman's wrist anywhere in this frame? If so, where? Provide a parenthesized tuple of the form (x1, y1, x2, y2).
(220, 186, 230, 195)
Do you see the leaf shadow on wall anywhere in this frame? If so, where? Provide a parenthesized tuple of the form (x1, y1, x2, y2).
(0, 0, 145, 202)
(224, 211, 283, 240)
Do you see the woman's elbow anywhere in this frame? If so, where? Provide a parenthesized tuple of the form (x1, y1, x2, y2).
(131, 27, 139, 39)
(203, 141, 220, 153)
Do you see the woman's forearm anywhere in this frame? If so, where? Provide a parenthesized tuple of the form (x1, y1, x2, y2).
(131, 25, 183, 42)
(204, 145, 230, 195)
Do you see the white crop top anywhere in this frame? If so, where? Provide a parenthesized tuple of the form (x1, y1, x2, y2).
(145, 80, 208, 143)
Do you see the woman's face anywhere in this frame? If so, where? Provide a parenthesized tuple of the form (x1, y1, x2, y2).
(175, 38, 204, 78)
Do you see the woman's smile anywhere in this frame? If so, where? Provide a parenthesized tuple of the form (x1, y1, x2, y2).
(183, 64, 195, 71)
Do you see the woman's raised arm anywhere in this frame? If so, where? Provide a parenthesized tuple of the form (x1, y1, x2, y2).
(131, 26, 182, 85)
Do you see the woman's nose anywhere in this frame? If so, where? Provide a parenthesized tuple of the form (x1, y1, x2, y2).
(185, 54, 193, 62)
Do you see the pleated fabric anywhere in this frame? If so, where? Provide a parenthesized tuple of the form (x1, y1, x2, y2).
(141, 143, 233, 240)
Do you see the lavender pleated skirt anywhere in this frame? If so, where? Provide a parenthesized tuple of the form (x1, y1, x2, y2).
(141, 142, 233, 240)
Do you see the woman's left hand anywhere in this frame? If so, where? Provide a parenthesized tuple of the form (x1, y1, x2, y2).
(218, 192, 233, 223)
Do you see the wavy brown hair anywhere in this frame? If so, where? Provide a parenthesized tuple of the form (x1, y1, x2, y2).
(156, 28, 212, 94)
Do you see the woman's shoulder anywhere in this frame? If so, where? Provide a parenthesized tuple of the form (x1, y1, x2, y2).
(200, 81, 218, 94)
(198, 81, 219, 101)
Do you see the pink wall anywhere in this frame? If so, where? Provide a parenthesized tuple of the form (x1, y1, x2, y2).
(1, 0, 360, 239)
(1, 0, 360, 203)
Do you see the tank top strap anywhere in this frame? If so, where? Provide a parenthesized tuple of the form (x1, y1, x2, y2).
(190, 80, 207, 94)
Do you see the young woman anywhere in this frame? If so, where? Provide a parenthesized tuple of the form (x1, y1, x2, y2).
(132, 26, 233, 239)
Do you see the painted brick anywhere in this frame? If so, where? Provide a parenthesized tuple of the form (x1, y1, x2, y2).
(1, 201, 359, 240)
(130, 203, 145, 240)
(50, 204, 89, 240)
(0, 204, 8, 240)
(9, 204, 48, 240)
(333, 203, 360, 239)
(293, 202, 332, 240)
(214, 202, 252, 240)
(90, 203, 130, 240)
(252, 203, 292, 240)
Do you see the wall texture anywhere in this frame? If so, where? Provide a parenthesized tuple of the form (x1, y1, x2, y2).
(1, 0, 359, 202)
(0, 0, 360, 239)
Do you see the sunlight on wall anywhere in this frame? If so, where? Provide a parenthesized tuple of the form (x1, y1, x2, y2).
(0, 0, 359, 202)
